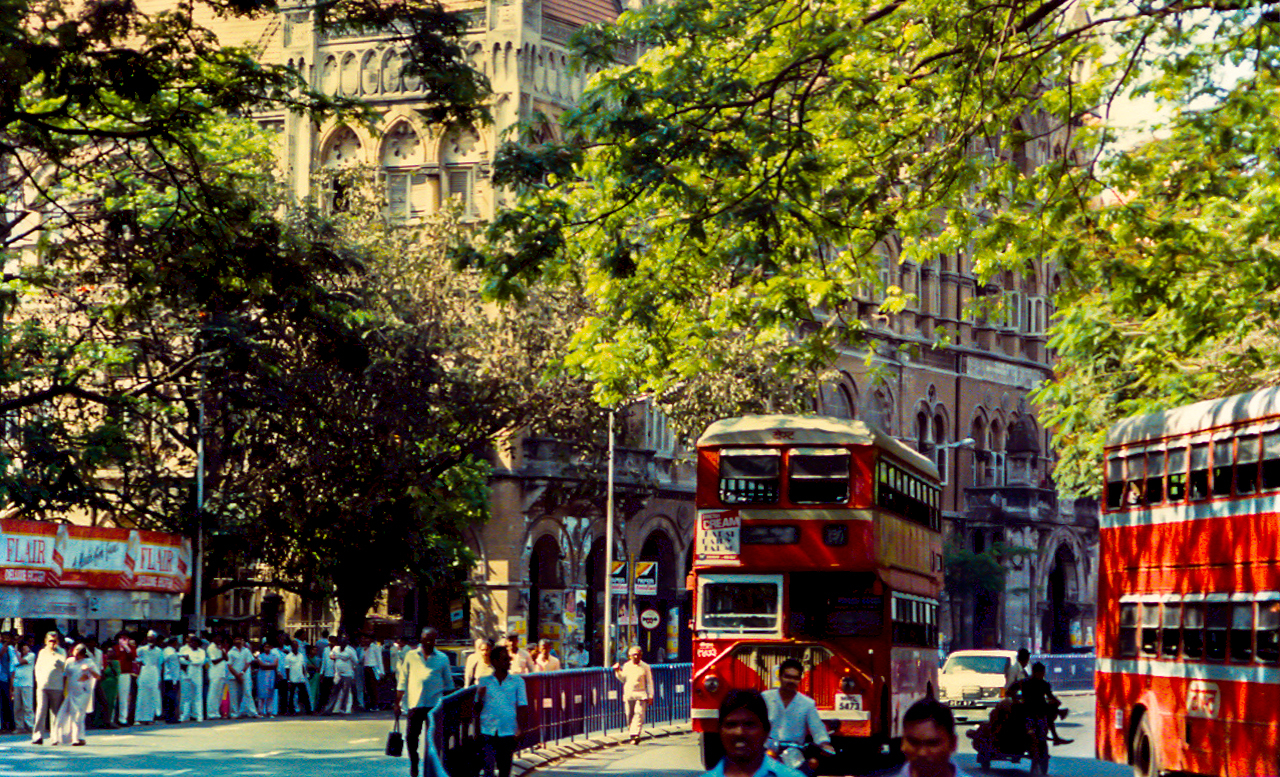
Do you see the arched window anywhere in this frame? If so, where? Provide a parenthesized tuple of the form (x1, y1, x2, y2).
(320, 126, 362, 212)
(971, 415, 989, 486)
(821, 380, 854, 420)
(380, 122, 433, 220)
(441, 126, 484, 218)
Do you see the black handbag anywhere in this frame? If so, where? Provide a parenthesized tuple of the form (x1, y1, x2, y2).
(386, 712, 404, 757)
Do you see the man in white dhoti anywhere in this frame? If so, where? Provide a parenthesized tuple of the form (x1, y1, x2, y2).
(51, 644, 101, 746)
(178, 635, 207, 722)
(31, 632, 66, 744)
(205, 635, 227, 719)
(134, 631, 164, 724)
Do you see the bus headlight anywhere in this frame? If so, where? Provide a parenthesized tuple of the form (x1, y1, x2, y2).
(840, 676, 858, 695)
(704, 675, 722, 694)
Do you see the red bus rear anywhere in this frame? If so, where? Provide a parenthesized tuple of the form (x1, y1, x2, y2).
(1097, 387, 1280, 777)
(690, 415, 942, 767)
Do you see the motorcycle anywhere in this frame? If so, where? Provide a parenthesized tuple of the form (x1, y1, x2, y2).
(768, 740, 830, 777)
(966, 699, 1066, 775)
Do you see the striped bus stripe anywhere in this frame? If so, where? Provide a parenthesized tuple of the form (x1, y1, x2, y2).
(1097, 657, 1280, 685)
(1100, 494, 1280, 529)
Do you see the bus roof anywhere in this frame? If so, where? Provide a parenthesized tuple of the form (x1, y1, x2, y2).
(1106, 385, 1280, 449)
(698, 415, 940, 480)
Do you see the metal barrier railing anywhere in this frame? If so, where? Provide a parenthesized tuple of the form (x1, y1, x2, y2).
(1031, 653, 1095, 691)
(425, 664, 693, 777)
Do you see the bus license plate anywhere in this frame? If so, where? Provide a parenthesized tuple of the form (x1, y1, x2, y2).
(836, 694, 861, 712)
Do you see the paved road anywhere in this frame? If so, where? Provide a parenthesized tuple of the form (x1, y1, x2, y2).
(0, 714, 406, 776)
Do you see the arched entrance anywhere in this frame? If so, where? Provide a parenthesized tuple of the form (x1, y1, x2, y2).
(637, 530, 677, 662)
(1043, 544, 1077, 653)
(528, 535, 563, 651)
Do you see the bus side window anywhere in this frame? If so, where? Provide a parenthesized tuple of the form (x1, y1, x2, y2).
(1161, 603, 1181, 657)
(1212, 440, 1233, 497)
(1263, 432, 1280, 491)
(1258, 601, 1280, 664)
(1205, 602, 1230, 661)
(1125, 454, 1146, 505)
(1106, 455, 1124, 509)
(1182, 604, 1204, 659)
(1189, 443, 1210, 501)
(1119, 603, 1138, 657)
(1237, 434, 1260, 495)
(1140, 603, 1160, 656)
(1166, 446, 1187, 502)
(1231, 603, 1254, 663)
(1145, 449, 1165, 505)
(788, 449, 851, 505)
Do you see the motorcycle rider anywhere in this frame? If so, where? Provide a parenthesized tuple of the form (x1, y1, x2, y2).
(1017, 662, 1072, 746)
(762, 659, 836, 775)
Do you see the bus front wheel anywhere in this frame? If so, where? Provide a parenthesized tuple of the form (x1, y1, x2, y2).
(701, 732, 724, 770)
(1131, 715, 1161, 777)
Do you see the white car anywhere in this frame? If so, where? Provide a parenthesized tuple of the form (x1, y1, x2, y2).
(937, 650, 1018, 712)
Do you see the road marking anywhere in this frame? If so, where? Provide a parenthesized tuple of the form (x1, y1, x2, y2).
(251, 750, 284, 758)
(348, 738, 377, 744)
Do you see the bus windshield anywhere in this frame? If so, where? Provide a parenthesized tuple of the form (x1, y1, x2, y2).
(699, 577, 781, 633)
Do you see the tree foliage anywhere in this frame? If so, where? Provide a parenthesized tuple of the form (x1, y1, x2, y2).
(465, 0, 1280, 478)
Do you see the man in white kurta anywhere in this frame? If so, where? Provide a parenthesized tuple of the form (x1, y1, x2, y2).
(205, 636, 227, 719)
(612, 646, 654, 743)
(31, 632, 66, 744)
(178, 636, 207, 722)
(225, 638, 257, 718)
(134, 632, 164, 724)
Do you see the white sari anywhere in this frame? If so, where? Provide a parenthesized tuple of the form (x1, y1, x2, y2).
(51, 659, 98, 745)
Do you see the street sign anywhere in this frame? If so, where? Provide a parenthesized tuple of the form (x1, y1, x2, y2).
(634, 561, 657, 595)
(640, 609, 661, 630)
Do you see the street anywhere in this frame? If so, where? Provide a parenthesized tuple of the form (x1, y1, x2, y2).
(0, 714, 404, 776)
(531, 693, 1130, 777)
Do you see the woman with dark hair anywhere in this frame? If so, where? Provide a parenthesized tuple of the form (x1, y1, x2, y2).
(702, 690, 806, 777)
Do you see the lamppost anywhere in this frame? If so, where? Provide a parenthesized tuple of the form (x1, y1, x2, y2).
(603, 409, 616, 666)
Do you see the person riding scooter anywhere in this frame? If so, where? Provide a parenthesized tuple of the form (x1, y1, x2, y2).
(1015, 662, 1072, 747)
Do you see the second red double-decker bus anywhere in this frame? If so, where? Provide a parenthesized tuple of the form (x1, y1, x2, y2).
(690, 415, 942, 767)
(1097, 386, 1280, 777)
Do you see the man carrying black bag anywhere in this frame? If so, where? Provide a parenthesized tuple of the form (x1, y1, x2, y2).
(396, 628, 454, 777)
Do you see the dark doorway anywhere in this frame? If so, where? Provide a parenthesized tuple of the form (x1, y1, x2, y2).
(1045, 545, 1076, 653)
(528, 535, 563, 649)
(585, 538, 606, 666)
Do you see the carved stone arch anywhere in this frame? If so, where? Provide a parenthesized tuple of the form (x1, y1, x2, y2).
(381, 48, 404, 92)
(1038, 529, 1087, 652)
(401, 48, 422, 91)
(379, 116, 425, 167)
(318, 122, 370, 167)
(361, 49, 380, 95)
(339, 51, 360, 96)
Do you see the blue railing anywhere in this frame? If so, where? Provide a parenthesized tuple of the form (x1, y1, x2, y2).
(425, 664, 693, 777)
(1032, 653, 1095, 691)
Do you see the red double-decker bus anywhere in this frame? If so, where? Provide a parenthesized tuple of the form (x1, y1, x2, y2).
(690, 415, 942, 768)
(1097, 386, 1280, 777)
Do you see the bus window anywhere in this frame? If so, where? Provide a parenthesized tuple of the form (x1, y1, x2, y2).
(788, 448, 850, 504)
(1230, 603, 1254, 662)
(720, 450, 781, 504)
(1258, 601, 1280, 664)
(699, 577, 781, 633)
(1125, 454, 1145, 505)
(1183, 603, 1204, 659)
(1140, 603, 1160, 656)
(1119, 603, 1138, 657)
(1106, 456, 1124, 509)
(1238, 434, 1260, 495)
(1167, 446, 1187, 502)
(1212, 440, 1233, 497)
(1145, 449, 1165, 505)
(1263, 431, 1280, 491)
(1189, 442, 1210, 500)
(1205, 602, 1230, 661)
(1161, 603, 1181, 657)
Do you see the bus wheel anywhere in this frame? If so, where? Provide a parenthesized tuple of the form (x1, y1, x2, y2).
(701, 732, 724, 770)
(1131, 715, 1160, 777)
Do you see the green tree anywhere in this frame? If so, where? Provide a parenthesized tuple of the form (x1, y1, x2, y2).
(464, 0, 1280, 462)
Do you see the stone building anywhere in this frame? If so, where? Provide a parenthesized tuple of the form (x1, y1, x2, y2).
(195, 1, 1097, 656)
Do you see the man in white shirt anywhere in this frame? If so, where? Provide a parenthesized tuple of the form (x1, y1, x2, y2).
(1004, 648, 1030, 697)
(161, 636, 181, 723)
(475, 645, 527, 777)
(893, 697, 973, 777)
(504, 633, 535, 675)
(205, 635, 227, 719)
(316, 633, 334, 711)
(464, 638, 493, 686)
(323, 636, 358, 714)
(10, 638, 35, 734)
(533, 639, 561, 672)
(362, 636, 385, 710)
(762, 659, 834, 773)
(134, 631, 164, 724)
(31, 632, 66, 744)
(225, 637, 257, 718)
(612, 645, 655, 744)
(284, 642, 311, 714)
(177, 635, 207, 722)
(397, 627, 454, 777)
